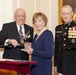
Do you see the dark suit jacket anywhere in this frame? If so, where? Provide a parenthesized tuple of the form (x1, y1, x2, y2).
(0, 21, 34, 60)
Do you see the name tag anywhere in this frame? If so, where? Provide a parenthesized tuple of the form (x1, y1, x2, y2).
(56, 31, 62, 33)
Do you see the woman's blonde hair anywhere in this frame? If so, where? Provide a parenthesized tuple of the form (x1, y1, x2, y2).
(32, 12, 48, 26)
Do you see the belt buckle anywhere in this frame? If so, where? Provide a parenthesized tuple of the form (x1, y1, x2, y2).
(63, 47, 66, 52)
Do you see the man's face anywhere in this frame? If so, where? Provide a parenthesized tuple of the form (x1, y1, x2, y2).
(14, 10, 26, 26)
(61, 7, 73, 23)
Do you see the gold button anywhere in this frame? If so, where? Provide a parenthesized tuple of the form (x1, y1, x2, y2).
(64, 38, 66, 40)
(63, 44, 65, 46)
(75, 56, 76, 58)
(64, 32, 66, 35)
(65, 27, 67, 29)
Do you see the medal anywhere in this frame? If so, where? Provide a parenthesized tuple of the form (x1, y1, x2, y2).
(71, 39, 75, 43)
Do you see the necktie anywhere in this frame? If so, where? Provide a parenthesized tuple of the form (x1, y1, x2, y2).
(19, 26, 24, 43)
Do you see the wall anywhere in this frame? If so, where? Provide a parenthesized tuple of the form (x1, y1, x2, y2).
(36, 0, 58, 36)
(0, 0, 58, 59)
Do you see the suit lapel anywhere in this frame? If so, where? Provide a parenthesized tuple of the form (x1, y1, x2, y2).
(24, 24, 28, 35)
(12, 22, 21, 43)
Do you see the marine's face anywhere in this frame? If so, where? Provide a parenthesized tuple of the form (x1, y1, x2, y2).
(61, 7, 73, 23)
(14, 9, 26, 26)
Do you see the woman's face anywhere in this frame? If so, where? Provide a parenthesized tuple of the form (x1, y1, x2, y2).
(34, 17, 45, 32)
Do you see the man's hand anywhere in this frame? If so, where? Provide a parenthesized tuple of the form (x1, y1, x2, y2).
(8, 39, 18, 47)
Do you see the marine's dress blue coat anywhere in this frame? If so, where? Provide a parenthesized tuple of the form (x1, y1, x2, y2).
(31, 30, 54, 75)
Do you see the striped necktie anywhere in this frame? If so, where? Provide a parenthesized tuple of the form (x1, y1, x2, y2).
(19, 26, 24, 43)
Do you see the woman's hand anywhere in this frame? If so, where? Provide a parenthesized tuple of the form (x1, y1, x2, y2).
(24, 42, 33, 54)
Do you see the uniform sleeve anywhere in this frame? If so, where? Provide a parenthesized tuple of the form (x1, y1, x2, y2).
(54, 27, 59, 66)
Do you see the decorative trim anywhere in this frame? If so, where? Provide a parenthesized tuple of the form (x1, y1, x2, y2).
(58, 0, 63, 24)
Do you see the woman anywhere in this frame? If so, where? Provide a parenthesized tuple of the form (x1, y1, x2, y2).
(25, 12, 54, 75)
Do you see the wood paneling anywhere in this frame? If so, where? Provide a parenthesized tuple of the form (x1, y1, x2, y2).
(58, 0, 63, 24)
(0, 69, 17, 75)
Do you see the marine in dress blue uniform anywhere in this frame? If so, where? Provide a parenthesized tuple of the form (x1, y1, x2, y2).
(54, 21, 76, 75)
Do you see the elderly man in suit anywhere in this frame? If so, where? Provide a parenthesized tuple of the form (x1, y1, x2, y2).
(0, 8, 34, 75)
(0, 8, 33, 60)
